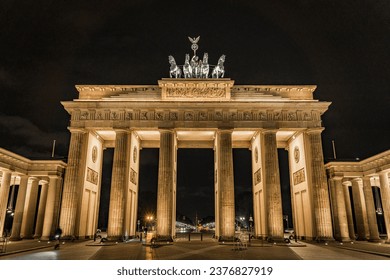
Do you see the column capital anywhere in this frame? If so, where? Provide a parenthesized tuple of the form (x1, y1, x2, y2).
(261, 129, 278, 134)
(330, 175, 344, 181)
(305, 127, 325, 134)
(216, 129, 233, 135)
(379, 169, 390, 176)
(362, 176, 373, 183)
(0, 169, 12, 175)
(48, 174, 61, 180)
(28, 176, 40, 183)
(159, 129, 175, 133)
(342, 179, 352, 186)
(351, 177, 363, 183)
(68, 127, 87, 134)
(113, 128, 130, 134)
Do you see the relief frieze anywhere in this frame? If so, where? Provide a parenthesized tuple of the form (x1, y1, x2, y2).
(125, 111, 133, 120)
(199, 111, 207, 121)
(155, 112, 164, 120)
(214, 111, 223, 121)
(259, 112, 267, 121)
(244, 112, 252, 120)
(293, 168, 306, 185)
(170, 112, 178, 120)
(86, 167, 99, 185)
(73, 108, 314, 124)
(165, 87, 226, 99)
(254, 168, 262, 185)
(185, 112, 194, 121)
(130, 168, 137, 185)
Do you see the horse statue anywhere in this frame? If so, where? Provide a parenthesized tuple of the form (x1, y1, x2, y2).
(183, 54, 192, 78)
(200, 53, 209, 78)
(212, 54, 225, 78)
(168, 55, 182, 78)
(191, 55, 201, 78)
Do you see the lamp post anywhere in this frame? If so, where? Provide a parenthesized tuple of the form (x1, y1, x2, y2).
(249, 215, 253, 233)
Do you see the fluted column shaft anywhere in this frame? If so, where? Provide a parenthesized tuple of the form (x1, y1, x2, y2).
(51, 177, 63, 235)
(216, 130, 235, 238)
(156, 130, 175, 238)
(41, 176, 60, 240)
(34, 181, 49, 238)
(23, 178, 39, 238)
(306, 129, 333, 240)
(351, 179, 369, 240)
(330, 178, 350, 241)
(59, 129, 87, 237)
(0, 171, 12, 237)
(379, 171, 390, 242)
(263, 131, 283, 240)
(10, 175, 29, 240)
(108, 130, 130, 239)
(329, 179, 340, 238)
(362, 176, 380, 241)
(343, 182, 356, 240)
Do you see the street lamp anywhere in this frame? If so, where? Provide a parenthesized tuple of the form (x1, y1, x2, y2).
(239, 217, 245, 231)
(145, 215, 154, 230)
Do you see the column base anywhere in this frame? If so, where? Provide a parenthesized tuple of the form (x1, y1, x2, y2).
(314, 237, 335, 242)
(9, 237, 22, 241)
(39, 236, 51, 241)
(335, 237, 351, 242)
(367, 238, 382, 243)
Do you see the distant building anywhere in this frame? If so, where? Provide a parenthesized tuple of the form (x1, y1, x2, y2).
(0, 148, 66, 240)
(325, 149, 390, 242)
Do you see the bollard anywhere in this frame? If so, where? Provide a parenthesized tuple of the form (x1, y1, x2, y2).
(188, 233, 191, 241)
(201, 233, 203, 241)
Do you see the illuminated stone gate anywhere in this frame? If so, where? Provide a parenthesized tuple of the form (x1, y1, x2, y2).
(59, 78, 334, 241)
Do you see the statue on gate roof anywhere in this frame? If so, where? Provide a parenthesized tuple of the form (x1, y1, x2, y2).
(168, 36, 226, 79)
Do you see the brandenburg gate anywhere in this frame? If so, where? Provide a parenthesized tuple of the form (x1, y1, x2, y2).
(58, 38, 333, 241)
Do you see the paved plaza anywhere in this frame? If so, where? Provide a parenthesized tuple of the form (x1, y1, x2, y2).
(1, 237, 389, 260)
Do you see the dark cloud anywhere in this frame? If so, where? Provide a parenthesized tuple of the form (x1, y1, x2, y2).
(0, 115, 69, 158)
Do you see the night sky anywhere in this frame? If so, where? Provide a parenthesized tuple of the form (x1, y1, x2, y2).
(1, 1, 389, 224)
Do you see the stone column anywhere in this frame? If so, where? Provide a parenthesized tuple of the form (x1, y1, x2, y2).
(329, 179, 340, 239)
(107, 130, 131, 239)
(23, 178, 39, 238)
(59, 129, 87, 238)
(10, 175, 29, 240)
(329, 177, 350, 241)
(51, 177, 63, 235)
(343, 182, 356, 240)
(262, 130, 284, 240)
(351, 178, 369, 240)
(156, 130, 175, 239)
(34, 180, 49, 238)
(305, 129, 333, 240)
(379, 171, 390, 242)
(362, 176, 380, 241)
(215, 130, 235, 240)
(0, 171, 12, 237)
(41, 176, 60, 240)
